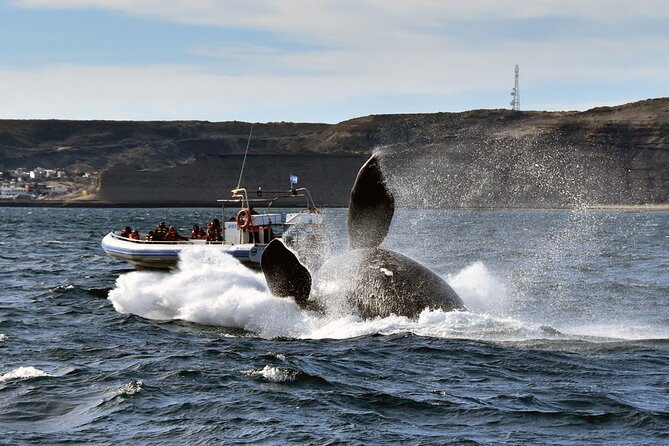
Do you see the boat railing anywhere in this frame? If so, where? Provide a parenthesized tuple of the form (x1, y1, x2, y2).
(221, 186, 319, 214)
(109, 231, 228, 245)
(109, 186, 321, 247)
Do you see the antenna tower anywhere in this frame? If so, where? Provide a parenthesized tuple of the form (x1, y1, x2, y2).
(510, 65, 520, 111)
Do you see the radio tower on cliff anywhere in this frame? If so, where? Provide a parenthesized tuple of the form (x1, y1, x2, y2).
(510, 65, 520, 111)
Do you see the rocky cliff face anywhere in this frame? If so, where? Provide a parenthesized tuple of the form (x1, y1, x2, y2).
(374, 103, 669, 207)
(1, 98, 667, 207)
(97, 154, 368, 206)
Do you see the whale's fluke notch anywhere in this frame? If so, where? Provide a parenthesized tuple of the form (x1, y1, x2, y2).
(260, 239, 311, 305)
(348, 155, 395, 250)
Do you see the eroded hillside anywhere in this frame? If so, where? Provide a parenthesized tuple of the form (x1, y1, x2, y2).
(1, 98, 667, 207)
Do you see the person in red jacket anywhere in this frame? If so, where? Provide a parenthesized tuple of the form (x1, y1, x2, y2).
(164, 226, 188, 241)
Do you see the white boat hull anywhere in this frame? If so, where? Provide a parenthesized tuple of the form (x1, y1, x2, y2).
(101, 232, 265, 269)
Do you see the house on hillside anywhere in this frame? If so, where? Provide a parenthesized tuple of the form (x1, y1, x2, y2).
(0, 185, 30, 199)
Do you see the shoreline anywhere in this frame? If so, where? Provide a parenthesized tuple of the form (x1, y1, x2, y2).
(584, 204, 669, 211)
(1, 200, 667, 211)
(0, 200, 223, 208)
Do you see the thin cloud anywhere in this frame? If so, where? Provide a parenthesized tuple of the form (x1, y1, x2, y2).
(5, 1, 668, 120)
(15, 1, 669, 25)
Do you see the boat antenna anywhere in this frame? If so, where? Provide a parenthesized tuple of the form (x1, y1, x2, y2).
(236, 124, 254, 189)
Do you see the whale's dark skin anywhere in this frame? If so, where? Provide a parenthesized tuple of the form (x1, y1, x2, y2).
(261, 155, 466, 318)
(261, 238, 311, 307)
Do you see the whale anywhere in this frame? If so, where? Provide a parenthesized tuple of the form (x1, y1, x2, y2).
(261, 155, 466, 319)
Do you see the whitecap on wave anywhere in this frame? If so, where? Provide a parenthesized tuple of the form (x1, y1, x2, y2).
(115, 379, 143, 396)
(0, 366, 50, 383)
(303, 309, 559, 341)
(558, 322, 669, 341)
(242, 365, 299, 383)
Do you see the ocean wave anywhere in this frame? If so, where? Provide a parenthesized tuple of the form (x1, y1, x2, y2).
(242, 365, 329, 385)
(51, 284, 76, 292)
(243, 365, 300, 383)
(302, 309, 561, 341)
(557, 323, 669, 341)
(0, 366, 50, 383)
(49, 283, 110, 299)
(106, 248, 668, 343)
(115, 379, 143, 396)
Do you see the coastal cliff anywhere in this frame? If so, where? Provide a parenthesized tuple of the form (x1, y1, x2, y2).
(1, 98, 667, 207)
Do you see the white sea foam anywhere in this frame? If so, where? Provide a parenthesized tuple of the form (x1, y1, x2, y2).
(116, 379, 143, 396)
(107, 248, 661, 342)
(108, 247, 322, 338)
(0, 333, 7, 343)
(448, 261, 507, 314)
(107, 248, 528, 340)
(304, 309, 554, 341)
(558, 322, 669, 341)
(0, 366, 50, 383)
(243, 365, 298, 383)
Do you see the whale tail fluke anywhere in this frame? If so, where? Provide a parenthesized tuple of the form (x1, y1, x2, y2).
(261, 239, 311, 306)
(348, 155, 395, 250)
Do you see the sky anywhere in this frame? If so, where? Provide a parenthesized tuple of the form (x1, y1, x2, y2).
(0, 0, 667, 123)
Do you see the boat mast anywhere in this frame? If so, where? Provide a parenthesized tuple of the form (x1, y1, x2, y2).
(236, 124, 254, 190)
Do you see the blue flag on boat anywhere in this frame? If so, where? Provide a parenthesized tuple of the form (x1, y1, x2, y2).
(290, 174, 298, 185)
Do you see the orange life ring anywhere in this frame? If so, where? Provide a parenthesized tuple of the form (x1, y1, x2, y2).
(236, 208, 252, 229)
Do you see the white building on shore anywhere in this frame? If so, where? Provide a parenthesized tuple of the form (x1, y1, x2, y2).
(0, 185, 30, 199)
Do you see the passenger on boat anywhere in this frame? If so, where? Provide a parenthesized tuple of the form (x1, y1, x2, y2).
(154, 221, 168, 241)
(206, 219, 223, 241)
(205, 225, 223, 242)
(146, 230, 155, 241)
(129, 230, 140, 240)
(192, 224, 207, 239)
(191, 224, 202, 239)
(164, 226, 188, 241)
(120, 226, 132, 238)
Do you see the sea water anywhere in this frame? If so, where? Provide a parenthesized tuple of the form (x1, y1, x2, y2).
(0, 207, 667, 444)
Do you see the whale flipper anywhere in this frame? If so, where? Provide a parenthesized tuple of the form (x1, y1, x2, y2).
(348, 155, 395, 250)
(261, 239, 311, 306)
